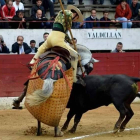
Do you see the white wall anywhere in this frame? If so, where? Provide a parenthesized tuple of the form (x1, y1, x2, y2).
(0, 29, 140, 51)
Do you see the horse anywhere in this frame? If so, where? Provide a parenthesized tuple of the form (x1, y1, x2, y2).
(23, 44, 98, 137)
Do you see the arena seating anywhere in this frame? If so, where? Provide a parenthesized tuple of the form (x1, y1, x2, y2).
(24, 0, 117, 19)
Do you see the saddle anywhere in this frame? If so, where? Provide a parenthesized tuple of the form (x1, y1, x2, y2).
(36, 46, 71, 80)
(39, 46, 71, 64)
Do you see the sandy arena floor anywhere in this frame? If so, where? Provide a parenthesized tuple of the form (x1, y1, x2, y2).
(0, 104, 140, 140)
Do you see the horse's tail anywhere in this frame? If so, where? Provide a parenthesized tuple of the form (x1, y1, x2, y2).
(26, 78, 55, 106)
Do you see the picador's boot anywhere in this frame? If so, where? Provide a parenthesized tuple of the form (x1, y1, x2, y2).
(12, 86, 27, 109)
(76, 75, 86, 87)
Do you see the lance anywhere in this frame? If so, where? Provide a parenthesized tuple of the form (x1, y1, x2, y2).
(58, 0, 85, 77)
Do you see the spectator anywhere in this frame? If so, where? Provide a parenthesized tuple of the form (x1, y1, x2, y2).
(110, 0, 117, 5)
(127, 0, 132, 6)
(29, 9, 48, 29)
(100, 11, 116, 27)
(0, 0, 5, 7)
(0, 35, 10, 53)
(67, 0, 75, 4)
(53, 0, 84, 5)
(42, 0, 54, 19)
(12, 10, 26, 28)
(12, 36, 31, 54)
(115, 0, 132, 28)
(132, 9, 140, 27)
(116, 0, 121, 4)
(53, 0, 64, 4)
(31, 0, 45, 18)
(13, 0, 24, 12)
(39, 32, 49, 46)
(111, 42, 125, 53)
(93, 0, 104, 4)
(84, 9, 100, 28)
(30, 40, 38, 53)
(72, 22, 83, 29)
(130, 0, 140, 19)
(48, 14, 57, 28)
(0, 20, 6, 28)
(79, 0, 84, 5)
(0, 0, 15, 20)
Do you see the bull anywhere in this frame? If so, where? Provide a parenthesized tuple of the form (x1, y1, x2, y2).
(61, 75, 140, 133)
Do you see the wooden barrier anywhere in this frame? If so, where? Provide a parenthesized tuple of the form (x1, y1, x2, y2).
(0, 53, 140, 97)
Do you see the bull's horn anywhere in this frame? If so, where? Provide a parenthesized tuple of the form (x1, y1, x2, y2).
(92, 58, 100, 63)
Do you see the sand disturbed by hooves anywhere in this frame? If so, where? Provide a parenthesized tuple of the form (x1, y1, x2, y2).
(0, 104, 140, 140)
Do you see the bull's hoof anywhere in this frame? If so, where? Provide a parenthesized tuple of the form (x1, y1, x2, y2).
(61, 125, 68, 132)
(12, 100, 22, 109)
(54, 127, 64, 137)
(113, 127, 119, 133)
(119, 126, 125, 132)
(68, 128, 76, 133)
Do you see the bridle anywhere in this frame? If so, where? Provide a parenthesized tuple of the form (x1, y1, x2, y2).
(84, 58, 94, 75)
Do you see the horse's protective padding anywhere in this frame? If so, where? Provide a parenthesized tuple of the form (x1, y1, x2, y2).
(24, 66, 73, 127)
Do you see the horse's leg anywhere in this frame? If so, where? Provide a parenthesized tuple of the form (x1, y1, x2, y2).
(119, 96, 135, 132)
(12, 86, 27, 109)
(113, 103, 127, 133)
(68, 112, 83, 133)
(37, 120, 42, 136)
(54, 126, 64, 137)
(61, 109, 75, 131)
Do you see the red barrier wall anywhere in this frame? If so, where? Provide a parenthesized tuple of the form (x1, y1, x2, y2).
(0, 55, 33, 97)
(0, 53, 140, 97)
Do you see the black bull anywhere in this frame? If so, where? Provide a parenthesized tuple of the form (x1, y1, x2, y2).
(61, 75, 140, 133)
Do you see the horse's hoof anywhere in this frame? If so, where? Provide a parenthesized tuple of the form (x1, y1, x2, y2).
(12, 100, 22, 109)
(55, 127, 64, 137)
(68, 129, 76, 133)
(12, 106, 22, 109)
(37, 131, 42, 136)
(55, 131, 64, 137)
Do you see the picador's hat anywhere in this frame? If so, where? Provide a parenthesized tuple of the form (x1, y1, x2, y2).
(67, 5, 83, 22)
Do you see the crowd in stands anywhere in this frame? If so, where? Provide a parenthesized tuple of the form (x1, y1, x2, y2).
(0, 32, 125, 54)
(0, 33, 49, 54)
(0, 0, 140, 28)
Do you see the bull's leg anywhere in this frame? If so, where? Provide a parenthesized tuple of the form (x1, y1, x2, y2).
(119, 96, 135, 132)
(120, 106, 134, 132)
(12, 86, 27, 109)
(69, 112, 83, 133)
(54, 126, 64, 137)
(37, 120, 42, 136)
(113, 104, 127, 133)
(61, 109, 75, 131)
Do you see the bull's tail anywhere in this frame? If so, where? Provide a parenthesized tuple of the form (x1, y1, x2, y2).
(26, 78, 55, 106)
(131, 77, 140, 83)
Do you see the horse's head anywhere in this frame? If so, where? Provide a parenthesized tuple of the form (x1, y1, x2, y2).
(76, 44, 99, 76)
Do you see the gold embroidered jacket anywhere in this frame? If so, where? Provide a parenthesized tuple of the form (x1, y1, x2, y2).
(54, 10, 73, 43)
